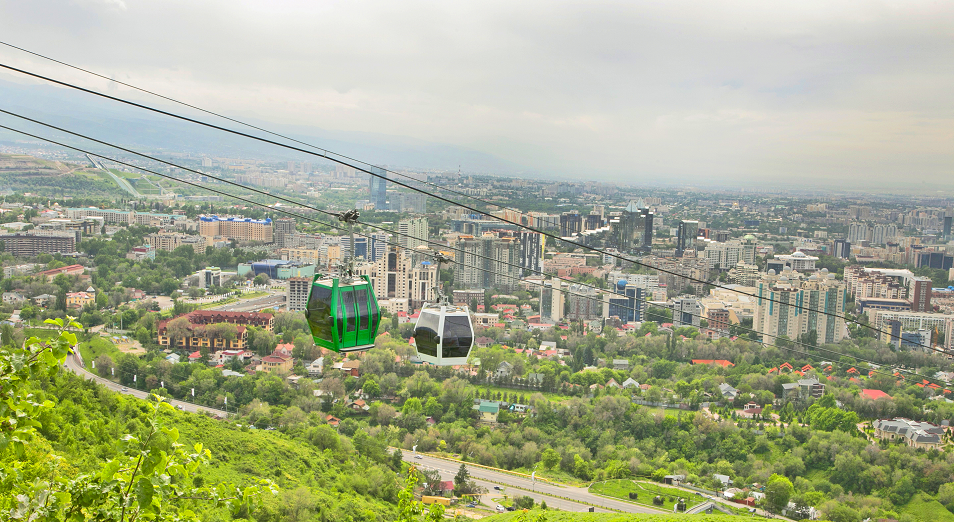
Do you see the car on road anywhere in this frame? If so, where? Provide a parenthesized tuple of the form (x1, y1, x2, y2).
(175, 405, 184, 410)
(414, 455, 423, 459)
(121, 387, 128, 392)
(506, 507, 515, 512)
(493, 486, 502, 490)
(465, 503, 476, 508)
(495, 506, 506, 513)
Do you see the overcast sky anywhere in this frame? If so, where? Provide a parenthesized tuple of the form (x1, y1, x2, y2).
(1, 0, 953, 188)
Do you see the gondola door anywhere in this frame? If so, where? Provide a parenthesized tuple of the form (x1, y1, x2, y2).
(338, 285, 357, 348)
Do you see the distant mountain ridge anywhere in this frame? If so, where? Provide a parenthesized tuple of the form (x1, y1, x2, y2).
(0, 77, 522, 174)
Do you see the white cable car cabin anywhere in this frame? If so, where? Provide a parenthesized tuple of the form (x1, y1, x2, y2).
(413, 303, 474, 366)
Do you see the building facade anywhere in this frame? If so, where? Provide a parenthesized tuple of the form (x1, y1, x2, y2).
(753, 268, 847, 345)
(0, 233, 76, 257)
(198, 216, 273, 243)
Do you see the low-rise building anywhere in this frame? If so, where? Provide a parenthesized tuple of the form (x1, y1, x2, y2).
(873, 418, 945, 449)
(259, 354, 293, 374)
(66, 291, 94, 309)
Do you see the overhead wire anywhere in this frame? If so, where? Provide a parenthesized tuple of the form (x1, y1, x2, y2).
(0, 60, 938, 354)
(0, 116, 945, 391)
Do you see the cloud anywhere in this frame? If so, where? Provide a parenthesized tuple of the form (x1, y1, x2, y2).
(0, 0, 952, 187)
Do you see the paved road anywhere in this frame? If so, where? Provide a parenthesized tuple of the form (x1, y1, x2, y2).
(65, 352, 230, 417)
(403, 453, 663, 514)
(211, 295, 285, 312)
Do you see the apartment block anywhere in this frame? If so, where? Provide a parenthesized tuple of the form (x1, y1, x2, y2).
(198, 215, 273, 243)
(0, 232, 76, 257)
(753, 268, 846, 345)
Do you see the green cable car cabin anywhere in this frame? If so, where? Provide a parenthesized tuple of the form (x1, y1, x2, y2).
(305, 273, 381, 352)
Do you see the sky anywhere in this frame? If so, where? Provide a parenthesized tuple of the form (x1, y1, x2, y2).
(1, 0, 953, 188)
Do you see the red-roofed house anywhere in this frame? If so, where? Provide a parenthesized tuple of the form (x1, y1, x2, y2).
(691, 359, 735, 368)
(861, 389, 892, 400)
(780, 362, 794, 371)
(188, 350, 202, 362)
(326, 415, 340, 428)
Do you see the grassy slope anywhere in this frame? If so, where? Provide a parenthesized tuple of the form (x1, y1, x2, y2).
(902, 494, 954, 522)
(26, 372, 399, 521)
(590, 480, 701, 513)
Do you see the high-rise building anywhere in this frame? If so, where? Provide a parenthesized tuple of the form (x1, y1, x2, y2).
(516, 230, 544, 276)
(615, 199, 653, 253)
(369, 166, 388, 210)
(369, 233, 391, 262)
(871, 224, 897, 246)
(354, 247, 437, 309)
(944, 216, 953, 240)
(560, 212, 583, 237)
(273, 218, 297, 248)
(847, 222, 869, 244)
(753, 268, 846, 345)
(676, 220, 699, 256)
(702, 239, 756, 269)
(909, 277, 933, 312)
(286, 277, 311, 312)
(603, 279, 644, 323)
(397, 217, 428, 250)
(539, 278, 565, 323)
(389, 192, 427, 214)
(833, 239, 851, 260)
(453, 235, 520, 290)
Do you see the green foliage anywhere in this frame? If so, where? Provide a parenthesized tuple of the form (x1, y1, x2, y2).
(765, 473, 794, 513)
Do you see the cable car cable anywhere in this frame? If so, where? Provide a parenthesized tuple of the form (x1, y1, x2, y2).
(0, 118, 945, 386)
(0, 40, 526, 216)
(0, 61, 930, 354)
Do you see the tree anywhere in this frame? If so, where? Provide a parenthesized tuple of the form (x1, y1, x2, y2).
(364, 377, 381, 398)
(453, 463, 472, 496)
(164, 316, 193, 348)
(94, 354, 114, 378)
(765, 473, 794, 513)
(541, 448, 560, 471)
(573, 454, 593, 481)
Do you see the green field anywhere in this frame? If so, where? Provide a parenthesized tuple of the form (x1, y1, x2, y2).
(239, 291, 271, 299)
(78, 335, 124, 370)
(590, 480, 701, 513)
(487, 512, 741, 522)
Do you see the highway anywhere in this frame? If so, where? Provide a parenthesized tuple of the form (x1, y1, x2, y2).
(65, 352, 230, 417)
(211, 295, 285, 312)
(403, 453, 664, 514)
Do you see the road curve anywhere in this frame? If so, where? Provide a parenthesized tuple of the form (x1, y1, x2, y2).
(65, 352, 230, 417)
(402, 453, 664, 514)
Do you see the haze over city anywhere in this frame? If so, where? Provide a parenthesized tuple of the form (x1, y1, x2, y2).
(2, 0, 953, 189)
(4, 3, 954, 522)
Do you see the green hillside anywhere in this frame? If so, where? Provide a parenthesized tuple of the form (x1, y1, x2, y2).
(15, 370, 400, 521)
